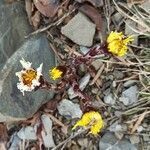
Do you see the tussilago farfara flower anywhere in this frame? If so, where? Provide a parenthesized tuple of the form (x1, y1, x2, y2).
(72, 111, 104, 135)
(49, 67, 63, 80)
(107, 31, 133, 56)
(16, 58, 43, 95)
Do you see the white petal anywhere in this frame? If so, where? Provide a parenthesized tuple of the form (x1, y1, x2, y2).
(36, 63, 43, 75)
(20, 58, 32, 69)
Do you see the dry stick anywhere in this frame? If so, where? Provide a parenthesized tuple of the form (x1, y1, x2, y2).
(52, 127, 90, 150)
(25, 10, 75, 38)
(112, 0, 150, 32)
(90, 64, 105, 85)
(131, 111, 150, 134)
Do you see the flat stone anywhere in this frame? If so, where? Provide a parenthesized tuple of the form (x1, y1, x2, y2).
(8, 133, 21, 150)
(141, 1, 150, 13)
(99, 132, 137, 150)
(17, 126, 37, 140)
(0, 2, 32, 70)
(104, 93, 116, 105)
(119, 85, 139, 106)
(68, 73, 90, 99)
(41, 114, 55, 148)
(0, 34, 55, 122)
(61, 12, 96, 47)
(125, 19, 138, 45)
(57, 99, 82, 119)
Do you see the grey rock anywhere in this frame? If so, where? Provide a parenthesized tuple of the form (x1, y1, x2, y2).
(41, 114, 55, 148)
(91, 59, 103, 70)
(123, 80, 138, 88)
(61, 12, 96, 47)
(8, 133, 21, 150)
(99, 132, 137, 150)
(80, 46, 89, 55)
(113, 70, 124, 80)
(77, 138, 88, 148)
(0, 35, 55, 122)
(129, 135, 140, 144)
(17, 126, 37, 140)
(104, 93, 116, 105)
(119, 85, 139, 106)
(125, 19, 138, 45)
(68, 73, 90, 99)
(141, 0, 150, 13)
(113, 12, 123, 24)
(57, 99, 82, 119)
(0, 2, 32, 70)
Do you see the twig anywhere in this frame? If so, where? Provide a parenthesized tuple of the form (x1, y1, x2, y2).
(90, 63, 105, 85)
(52, 127, 90, 150)
(25, 9, 75, 38)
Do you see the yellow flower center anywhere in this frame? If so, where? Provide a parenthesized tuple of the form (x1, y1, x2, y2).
(49, 67, 63, 80)
(22, 70, 37, 86)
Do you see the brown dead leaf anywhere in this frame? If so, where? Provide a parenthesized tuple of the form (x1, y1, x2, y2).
(0, 123, 8, 142)
(0, 123, 8, 150)
(31, 11, 41, 29)
(131, 111, 150, 134)
(33, 0, 59, 17)
(79, 4, 102, 31)
(75, 0, 103, 7)
(25, 0, 33, 25)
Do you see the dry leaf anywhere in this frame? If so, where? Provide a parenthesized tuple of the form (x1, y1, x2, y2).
(25, 0, 33, 25)
(31, 11, 41, 29)
(79, 4, 102, 31)
(131, 111, 150, 133)
(33, 0, 59, 17)
(0, 123, 8, 150)
(75, 0, 103, 7)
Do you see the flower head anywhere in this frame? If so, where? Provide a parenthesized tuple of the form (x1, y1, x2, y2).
(107, 31, 133, 56)
(49, 67, 63, 80)
(16, 58, 43, 95)
(72, 111, 104, 135)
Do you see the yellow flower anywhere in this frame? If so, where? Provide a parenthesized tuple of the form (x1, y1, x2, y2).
(16, 58, 43, 95)
(72, 111, 104, 135)
(49, 67, 63, 80)
(107, 31, 133, 56)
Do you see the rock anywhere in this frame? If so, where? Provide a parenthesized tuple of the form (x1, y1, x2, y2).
(141, 1, 150, 12)
(104, 93, 116, 105)
(125, 19, 138, 45)
(112, 12, 123, 25)
(68, 73, 90, 99)
(113, 70, 124, 80)
(123, 80, 138, 88)
(57, 99, 82, 119)
(17, 126, 37, 140)
(0, 2, 32, 70)
(119, 85, 139, 106)
(77, 138, 88, 147)
(61, 12, 96, 47)
(129, 135, 140, 144)
(80, 46, 89, 55)
(91, 59, 103, 70)
(137, 126, 143, 133)
(8, 133, 21, 150)
(99, 132, 137, 150)
(0, 35, 55, 122)
(41, 114, 55, 148)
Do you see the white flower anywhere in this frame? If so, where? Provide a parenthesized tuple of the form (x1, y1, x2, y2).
(16, 58, 43, 95)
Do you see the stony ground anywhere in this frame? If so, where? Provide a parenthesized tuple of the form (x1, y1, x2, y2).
(0, 0, 150, 150)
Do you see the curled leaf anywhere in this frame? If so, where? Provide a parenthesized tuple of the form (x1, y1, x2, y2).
(33, 0, 59, 17)
(79, 4, 102, 31)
